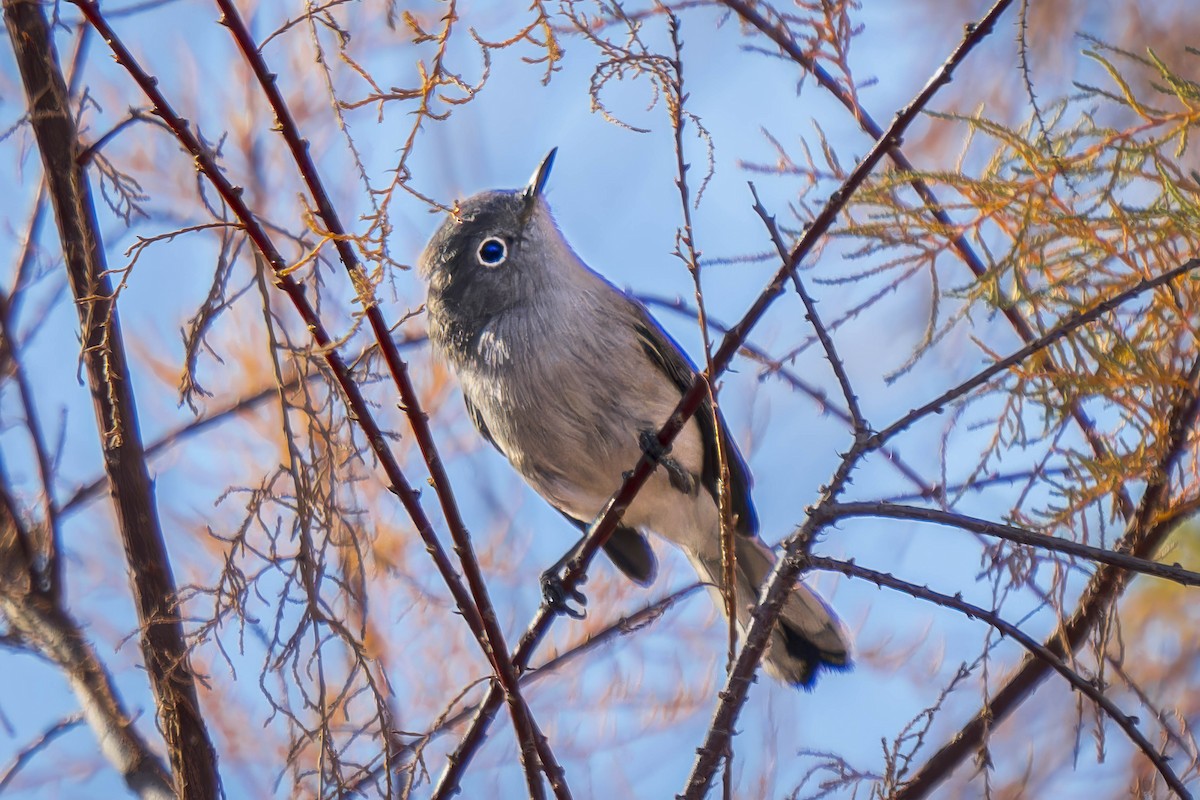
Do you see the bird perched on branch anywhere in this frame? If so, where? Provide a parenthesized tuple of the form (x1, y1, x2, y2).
(419, 149, 850, 687)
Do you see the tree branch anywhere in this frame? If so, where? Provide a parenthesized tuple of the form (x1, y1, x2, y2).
(826, 501, 1200, 588)
(894, 351, 1200, 799)
(718, 0, 1136, 521)
(4, 1, 220, 795)
(809, 556, 1191, 798)
(680, 5, 1016, 795)
(209, 2, 562, 794)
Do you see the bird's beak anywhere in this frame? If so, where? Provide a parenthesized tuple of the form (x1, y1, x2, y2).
(521, 148, 557, 218)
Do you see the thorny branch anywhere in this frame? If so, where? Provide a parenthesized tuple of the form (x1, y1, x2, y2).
(718, 0, 1137, 522)
(68, 2, 569, 797)
(212, 1, 564, 795)
(681, 3, 1016, 795)
(435, 2, 1018, 796)
(809, 556, 1191, 798)
(895, 350, 1200, 800)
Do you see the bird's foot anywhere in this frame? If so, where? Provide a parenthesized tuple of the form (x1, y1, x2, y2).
(638, 429, 696, 495)
(540, 568, 587, 619)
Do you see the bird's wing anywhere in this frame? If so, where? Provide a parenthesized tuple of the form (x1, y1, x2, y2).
(630, 309, 760, 537)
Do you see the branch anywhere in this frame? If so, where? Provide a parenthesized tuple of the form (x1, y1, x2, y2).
(868, 258, 1200, 450)
(894, 351, 1200, 799)
(0, 714, 84, 793)
(639, 293, 934, 497)
(749, 183, 866, 434)
(826, 501, 1200, 588)
(437, 4, 1016, 795)
(718, 0, 1136, 521)
(679, 5, 1016, 795)
(70, 2, 567, 795)
(4, 1, 220, 794)
(0, 504, 171, 800)
(362, 584, 707, 795)
(808, 556, 1191, 798)
(211, 1, 562, 794)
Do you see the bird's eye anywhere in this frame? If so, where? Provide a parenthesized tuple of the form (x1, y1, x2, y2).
(477, 237, 507, 267)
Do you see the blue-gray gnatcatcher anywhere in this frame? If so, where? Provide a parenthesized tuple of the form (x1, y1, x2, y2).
(419, 149, 850, 686)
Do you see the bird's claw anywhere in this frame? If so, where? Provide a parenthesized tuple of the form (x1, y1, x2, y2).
(541, 569, 587, 619)
(639, 429, 695, 495)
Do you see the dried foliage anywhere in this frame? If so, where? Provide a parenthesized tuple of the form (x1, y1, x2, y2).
(1, 0, 1199, 799)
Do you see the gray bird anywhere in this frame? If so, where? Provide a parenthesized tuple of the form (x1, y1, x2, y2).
(419, 150, 850, 687)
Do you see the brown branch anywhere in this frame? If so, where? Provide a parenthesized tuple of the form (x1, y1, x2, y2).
(66, 3, 573, 797)
(718, 0, 1136, 522)
(360, 583, 707, 795)
(868, 259, 1200, 451)
(210, 1, 562, 795)
(749, 183, 866, 433)
(678, 5, 1017, 796)
(808, 556, 1191, 798)
(3, 1, 221, 796)
(826, 501, 1200, 588)
(0, 596, 174, 799)
(894, 351, 1200, 799)
(436, 4, 1016, 795)
(1, 472, 171, 798)
(639, 293, 935, 498)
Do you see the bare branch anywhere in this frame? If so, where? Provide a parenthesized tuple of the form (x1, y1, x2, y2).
(826, 501, 1200, 588)
(809, 556, 1191, 798)
(718, 0, 1137, 521)
(4, 1, 220, 794)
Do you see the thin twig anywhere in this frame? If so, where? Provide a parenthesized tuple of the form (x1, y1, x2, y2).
(826, 501, 1200, 588)
(210, 0, 561, 794)
(809, 556, 1191, 798)
(639, 293, 935, 498)
(0, 714, 84, 793)
(868, 259, 1200, 451)
(749, 183, 866, 434)
(718, 0, 1135, 522)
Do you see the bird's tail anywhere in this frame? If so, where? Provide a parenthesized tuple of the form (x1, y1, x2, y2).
(687, 535, 850, 688)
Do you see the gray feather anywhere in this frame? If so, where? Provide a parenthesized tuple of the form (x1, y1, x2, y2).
(419, 163, 850, 687)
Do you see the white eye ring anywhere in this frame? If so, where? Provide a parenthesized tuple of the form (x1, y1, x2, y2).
(477, 237, 507, 267)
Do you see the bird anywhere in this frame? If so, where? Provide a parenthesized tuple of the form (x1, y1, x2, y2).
(419, 149, 850, 687)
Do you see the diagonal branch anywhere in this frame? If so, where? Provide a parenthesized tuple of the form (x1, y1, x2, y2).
(719, 0, 1135, 521)
(70, 2, 566, 796)
(0, 594, 172, 799)
(808, 556, 1191, 798)
(436, 3, 1015, 796)
(749, 183, 866, 434)
(211, 3, 562, 794)
(868, 258, 1200, 450)
(679, 5, 1017, 796)
(640, 293, 935, 497)
(3, 1, 221, 795)
(894, 351, 1200, 799)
